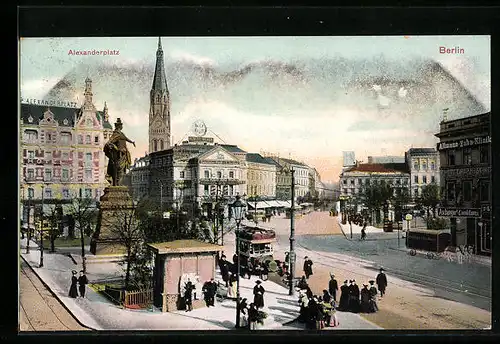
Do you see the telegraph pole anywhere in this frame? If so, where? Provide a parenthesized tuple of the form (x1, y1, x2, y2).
(289, 168, 296, 296)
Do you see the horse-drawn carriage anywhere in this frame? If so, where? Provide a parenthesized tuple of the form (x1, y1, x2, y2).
(238, 225, 279, 276)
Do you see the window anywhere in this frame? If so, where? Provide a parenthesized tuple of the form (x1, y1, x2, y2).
(61, 132, 71, 144)
(217, 171, 222, 179)
(413, 161, 419, 170)
(28, 151, 35, 159)
(45, 169, 52, 181)
(422, 175, 427, 184)
(422, 161, 427, 170)
(180, 171, 185, 179)
(62, 152, 69, 160)
(85, 189, 92, 198)
(357, 178, 362, 185)
(160, 140, 164, 150)
(62, 189, 70, 198)
(28, 188, 34, 198)
(78, 135, 83, 144)
(62, 169, 69, 181)
(343, 179, 347, 185)
(396, 179, 401, 185)
(431, 161, 436, 170)
(86, 118, 93, 126)
(446, 182, 456, 201)
(27, 169, 34, 180)
(47, 133, 52, 142)
(350, 179, 354, 185)
(431, 175, 436, 183)
(86, 135, 91, 144)
(414, 188, 419, 197)
(480, 180, 490, 202)
(45, 152, 52, 161)
(94, 136, 99, 143)
(463, 181, 472, 202)
(480, 146, 489, 164)
(24, 130, 38, 142)
(204, 170, 210, 179)
(414, 175, 418, 183)
(86, 153, 92, 167)
(204, 185, 209, 196)
(229, 171, 234, 179)
(45, 188, 52, 199)
(229, 185, 234, 195)
(448, 150, 456, 166)
(463, 148, 472, 165)
(85, 169, 92, 180)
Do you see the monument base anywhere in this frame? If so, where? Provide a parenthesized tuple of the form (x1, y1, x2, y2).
(90, 186, 134, 256)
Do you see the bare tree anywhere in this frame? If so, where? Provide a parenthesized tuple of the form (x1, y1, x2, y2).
(68, 195, 97, 273)
(46, 201, 63, 253)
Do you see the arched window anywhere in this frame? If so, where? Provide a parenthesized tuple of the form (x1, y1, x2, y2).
(153, 140, 158, 152)
(160, 140, 164, 150)
(204, 170, 210, 178)
(24, 130, 38, 143)
(217, 171, 222, 179)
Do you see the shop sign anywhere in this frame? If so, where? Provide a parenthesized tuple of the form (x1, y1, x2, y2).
(437, 136, 491, 151)
(437, 208, 481, 218)
(441, 166, 491, 179)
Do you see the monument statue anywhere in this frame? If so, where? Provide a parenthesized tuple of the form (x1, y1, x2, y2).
(104, 118, 136, 186)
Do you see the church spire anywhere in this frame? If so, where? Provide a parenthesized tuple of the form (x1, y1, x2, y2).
(152, 37, 168, 92)
(84, 77, 93, 104)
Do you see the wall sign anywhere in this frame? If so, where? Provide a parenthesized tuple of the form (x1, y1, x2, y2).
(441, 166, 491, 179)
(437, 136, 491, 151)
(21, 97, 78, 108)
(437, 208, 481, 218)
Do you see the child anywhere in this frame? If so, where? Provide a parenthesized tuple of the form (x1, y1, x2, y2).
(330, 307, 340, 327)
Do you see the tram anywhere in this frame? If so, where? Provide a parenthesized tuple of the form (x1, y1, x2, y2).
(238, 225, 278, 273)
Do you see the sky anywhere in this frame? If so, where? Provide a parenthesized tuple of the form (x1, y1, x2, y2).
(19, 36, 490, 183)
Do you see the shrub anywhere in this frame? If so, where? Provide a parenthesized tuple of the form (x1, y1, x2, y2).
(427, 217, 448, 230)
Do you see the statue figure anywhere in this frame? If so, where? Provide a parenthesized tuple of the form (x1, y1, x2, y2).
(104, 118, 135, 186)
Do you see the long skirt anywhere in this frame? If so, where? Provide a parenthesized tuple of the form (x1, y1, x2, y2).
(329, 313, 339, 327)
(68, 284, 78, 298)
(369, 299, 379, 313)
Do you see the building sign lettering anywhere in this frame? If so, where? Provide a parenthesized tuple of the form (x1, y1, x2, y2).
(437, 136, 491, 151)
(21, 97, 78, 108)
(441, 166, 491, 179)
(187, 136, 214, 143)
(437, 208, 481, 218)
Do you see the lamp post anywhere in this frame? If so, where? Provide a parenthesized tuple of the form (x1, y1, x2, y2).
(40, 184, 45, 268)
(21, 186, 25, 239)
(26, 187, 33, 254)
(477, 221, 483, 255)
(285, 166, 296, 297)
(231, 194, 246, 328)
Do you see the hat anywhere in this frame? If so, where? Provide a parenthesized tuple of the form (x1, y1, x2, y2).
(79, 270, 84, 273)
(349, 280, 353, 283)
(256, 280, 262, 284)
(352, 279, 356, 283)
(369, 280, 375, 284)
(344, 280, 348, 284)
(210, 277, 214, 281)
(363, 284, 368, 287)
(304, 256, 308, 259)
(379, 267, 384, 271)
(115, 118, 123, 127)
(330, 272, 335, 277)
(72, 270, 77, 274)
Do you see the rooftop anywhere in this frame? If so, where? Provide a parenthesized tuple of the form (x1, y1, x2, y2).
(219, 144, 247, 153)
(279, 157, 308, 167)
(406, 148, 437, 155)
(147, 240, 223, 255)
(246, 153, 276, 165)
(344, 163, 409, 174)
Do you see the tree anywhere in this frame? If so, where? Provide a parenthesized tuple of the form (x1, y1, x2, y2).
(361, 183, 392, 225)
(392, 187, 411, 222)
(417, 183, 441, 220)
(46, 202, 63, 253)
(68, 195, 97, 273)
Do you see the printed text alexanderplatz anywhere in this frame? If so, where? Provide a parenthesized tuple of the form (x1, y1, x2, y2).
(68, 49, 120, 56)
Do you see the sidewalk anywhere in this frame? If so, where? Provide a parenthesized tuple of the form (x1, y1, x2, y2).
(19, 237, 300, 330)
(337, 217, 385, 238)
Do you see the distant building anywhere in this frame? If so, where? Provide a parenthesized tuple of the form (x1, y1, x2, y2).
(128, 155, 151, 201)
(268, 157, 310, 200)
(367, 156, 405, 164)
(405, 148, 440, 199)
(20, 78, 113, 223)
(245, 153, 278, 198)
(308, 167, 325, 200)
(435, 112, 491, 256)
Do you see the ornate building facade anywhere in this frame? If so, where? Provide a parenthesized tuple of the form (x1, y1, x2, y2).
(20, 78, 113, 220)
(435, 112, 491, 256)
(405, 148, 440, 199)
(246, 153, 278, 199)
(149, 37, 171, 153)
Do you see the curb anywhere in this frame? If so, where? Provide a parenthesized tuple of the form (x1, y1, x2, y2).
(20, 254, 97, 332)
(336, 219, 350, 241)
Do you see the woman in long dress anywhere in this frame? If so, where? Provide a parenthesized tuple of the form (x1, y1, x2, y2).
(338, 280, 349, 311)
(253, 280, 265, 309)
(68, 270, 78, 298)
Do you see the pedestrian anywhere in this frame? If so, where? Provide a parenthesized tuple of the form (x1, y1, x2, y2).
(261, 263, 269, 281)
(232, 253, 239, 275)
(184, 280, 194, 312)
(368, 280, 379, 312)
(248, 303, 258, 330)
(305, 286, 314, 300)
(239, 297, 248, 327)
(78, 270, 88, 298)
(68, 270, 78, 298)
(322, 289, 332, 303)
(361, 222, 367, 240)
(298, 290, 309, 323)
(360, 284, 370, 313)
(253, 280, 265, 309)
(219, 255, 230, 287)
(203, 278, 217, 307)
(376, 268, 388, 298)
(303, 256, 313, 279)
(202, 280, 211, 307)
(316, 296, 325, 329)
(322, 296, 333, 327)
(330, 306, 340, 327)
(307, 297, 318, 329)
(230, 273, 238, 299)
(350, 280, 360, 313)
(227, 273, 235, 299)
(338, 280, 349, 311)
(328, 273, 338, 302)
(297, 276, 309, 290)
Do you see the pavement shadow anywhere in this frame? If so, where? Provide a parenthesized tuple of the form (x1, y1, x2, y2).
(171, 310, 235, 329)
(268, 305, 299, 317)
(276, 297, 299, 307)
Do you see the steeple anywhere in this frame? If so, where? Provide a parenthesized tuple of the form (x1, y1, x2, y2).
(84, 77, 93, 104)
(103, 102, 109, 122)
(152, 37, 168, 92)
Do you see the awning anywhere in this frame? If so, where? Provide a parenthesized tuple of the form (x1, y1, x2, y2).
(299, 202, 314, 207)
(264, 200, 282, 208)
(247, 201, 272, 209)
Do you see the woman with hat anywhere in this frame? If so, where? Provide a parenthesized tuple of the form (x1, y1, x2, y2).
(303, 256, 313, 280)
(360, 284, 371, 313)
(253, 280, 265, 309)
(68, 270, 78, 298)
(338, 280, 349, 311)
(376, 268, 388, 298)
(368, 280, 379, 312)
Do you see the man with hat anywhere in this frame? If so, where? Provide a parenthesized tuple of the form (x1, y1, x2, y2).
(78, 270, 88, 298)
(368, 280, 379, 312)
(376, 267, 388, 297)
(328, 273, 339, 302)
(219, 254, 230, 287)
(253, 280, 265, 309)
(303, 256, 313, 280)
(202, 277, 217, 307)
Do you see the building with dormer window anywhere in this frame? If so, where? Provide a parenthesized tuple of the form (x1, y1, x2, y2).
(20, 78, 113, 222)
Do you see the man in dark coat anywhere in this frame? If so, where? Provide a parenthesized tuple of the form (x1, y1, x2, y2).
(297, 276, 309, 290)
(376, 268, 388, 297)
(368, 280, 379, 312)
(77, 270, 88, 298)
(339, 280, 349, 311)
(303, 256, 313, 279)
(328, 273, 339, 302)
(202, 278, 217, 307)
(219, 255, 230, 287)
(184, 281, 195, 312)
(253, 280, 265, 309)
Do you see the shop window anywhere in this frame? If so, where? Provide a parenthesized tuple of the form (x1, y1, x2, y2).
(463, 180, 472, 202)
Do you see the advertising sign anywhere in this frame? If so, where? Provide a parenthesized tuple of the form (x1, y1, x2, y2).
(437, 208, 481, 218)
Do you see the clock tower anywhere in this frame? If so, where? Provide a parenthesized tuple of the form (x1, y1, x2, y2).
(149, 37, 171, 153)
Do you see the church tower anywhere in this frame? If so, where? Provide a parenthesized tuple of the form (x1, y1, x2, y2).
(149, 37, 171, 153)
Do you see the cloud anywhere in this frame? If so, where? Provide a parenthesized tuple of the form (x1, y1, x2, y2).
(170, 50, 216, 66)
(20, 77, 62, 98)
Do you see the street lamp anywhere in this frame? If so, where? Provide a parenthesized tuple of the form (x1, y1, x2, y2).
(282, 165, 296, 296)
(40, 184, 45, 268)
(231, 194, 246, 328)
(477, 221, 483, 255)
(26, 186, 33, 254)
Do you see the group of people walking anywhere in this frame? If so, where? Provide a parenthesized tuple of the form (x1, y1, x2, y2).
(337, 268, 387, 313)
(68, 270, 88, 299)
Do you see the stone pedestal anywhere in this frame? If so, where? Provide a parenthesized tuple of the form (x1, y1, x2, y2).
(90, 186, 134, 256)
